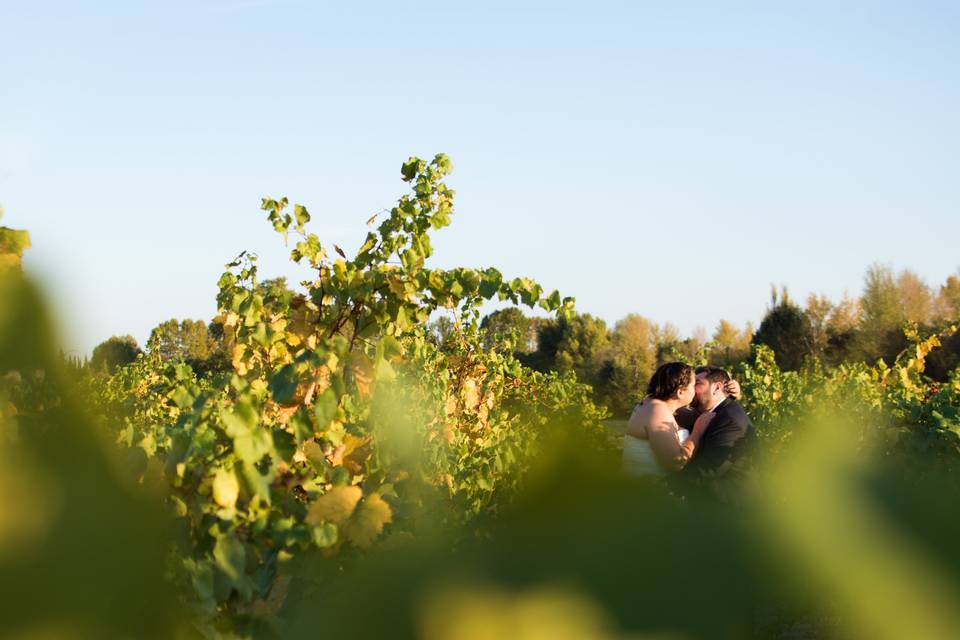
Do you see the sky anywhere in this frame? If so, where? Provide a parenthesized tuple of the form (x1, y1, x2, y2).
(2, 1, 958, 357)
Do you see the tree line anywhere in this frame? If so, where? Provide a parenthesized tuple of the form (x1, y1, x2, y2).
(85, 264, 960, 417)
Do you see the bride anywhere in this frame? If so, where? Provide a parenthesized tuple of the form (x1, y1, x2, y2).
(622, 362, 714, 477)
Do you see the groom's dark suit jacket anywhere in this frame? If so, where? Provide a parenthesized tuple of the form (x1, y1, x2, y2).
(682, 396, 757, 485)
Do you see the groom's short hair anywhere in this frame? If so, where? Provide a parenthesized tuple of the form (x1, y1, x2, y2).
(695, 366, 730, 385)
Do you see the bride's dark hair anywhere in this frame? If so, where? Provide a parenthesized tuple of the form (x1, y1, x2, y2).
(647, 362, 694, 401)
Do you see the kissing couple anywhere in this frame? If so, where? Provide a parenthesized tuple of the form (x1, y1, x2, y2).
(622, 362, 757, 498)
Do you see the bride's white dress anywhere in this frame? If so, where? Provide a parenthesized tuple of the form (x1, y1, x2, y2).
(622, 428, 689, 477)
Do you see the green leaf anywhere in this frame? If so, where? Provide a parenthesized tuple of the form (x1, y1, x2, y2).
(401, 157, 423, 182)
(240, 461, 273, 503)
(478, 269, 503, 299)
(273, 425, 297, 461)
(459, 269, 480, 294)
(375, 357, 396, 383)
(221, 401, 273, 464)
(235, 429, 273, 465)
(269, 363, 299, 405)
(188, 559, 215, 603)
(395, 306, 411, 332)
(303, 440, 328, 476)
(400, 248, 421, 271)
(540, 289, 562, 311)
(330, 466, 351, 485)
(314, 388, 338, 431)
(311, 522, 338, 548)
(170, 385, 195, 409)
(213, 534, 246, 586)
(432, 153, 453, 175)
(325, 421, 346, 448)
(221, 400, 258, 436)
(379, 335, 403, 360)
(294, 203, 310, 226)
(290, 407, 314, 444)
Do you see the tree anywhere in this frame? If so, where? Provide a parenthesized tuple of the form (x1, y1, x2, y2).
(709, 319, 753, 368)
(524, 313, 609, 387)
(897, 269, 933, 325)
(147, 319, 216, 365)
(804, 294, 833, 361)
(856, 264, 908, 364)
(426, 315, 457, 349)
(934, 274, 960, 323)
(751, 287, 812, 371)
(926, 273, 960, 379)
(90, 335, 141, 374)
(595, 314, 658, 415)
(824, 293, 860, 364)
(480, 307, 536, 353)
(655, 324, 709, 366)
(257, 276, 295, 308)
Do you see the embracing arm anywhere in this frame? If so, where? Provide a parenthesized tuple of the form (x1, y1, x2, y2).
(648, 410, 715, 472)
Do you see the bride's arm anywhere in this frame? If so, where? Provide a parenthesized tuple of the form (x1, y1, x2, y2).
(649, 410, 715, 471)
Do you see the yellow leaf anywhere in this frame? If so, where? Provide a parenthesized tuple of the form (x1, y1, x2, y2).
(444, 395, 458, 416)
(340, 434, 371, 474)
(232, 344, 248, 375)
(305, 485, 361, 527)
(342, 494, 393, 548)
(350, 354, 374, 400)
(212, 468, 239, 509)
(462, 378, 480, 410)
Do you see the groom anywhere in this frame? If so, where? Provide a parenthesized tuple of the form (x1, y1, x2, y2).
(675, 366, 757, 500)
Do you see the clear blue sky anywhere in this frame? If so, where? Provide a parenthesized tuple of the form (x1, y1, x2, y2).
(2, 1, 958, 356)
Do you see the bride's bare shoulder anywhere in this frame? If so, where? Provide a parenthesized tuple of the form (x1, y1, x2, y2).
(646, 400, 678, 430)
(627, 399, 672, 435)
(626, 401, 654, 436)
(646, 398, 672, 415)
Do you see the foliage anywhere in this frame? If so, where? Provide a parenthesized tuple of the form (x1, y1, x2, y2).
(90, 334, 142, 374)
(593, 314, 659, 416)
(708, 319, 753, 369)
(148, 318, 218, 366)
(751, 287, 813, 371)
(0, 273, 185, 638)
(739, 323, 960, 465)
(80, 154, 605, 633)
(6, 183, 960, 638)
(480, 307, 536, 353)
(0, 207, 31, 272)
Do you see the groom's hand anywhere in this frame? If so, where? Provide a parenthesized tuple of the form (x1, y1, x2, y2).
(724, 379, 741, 400)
